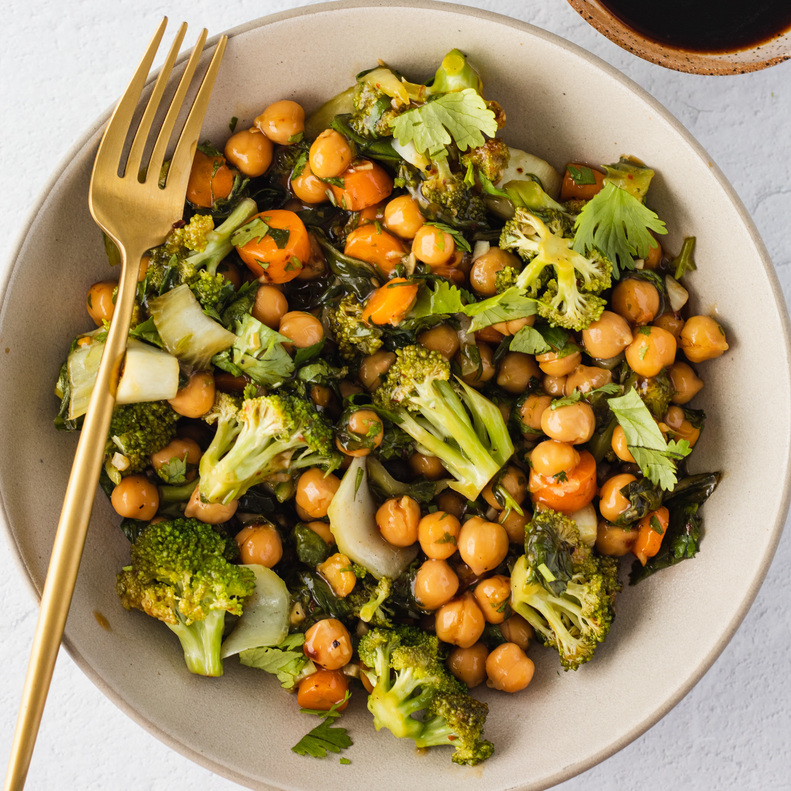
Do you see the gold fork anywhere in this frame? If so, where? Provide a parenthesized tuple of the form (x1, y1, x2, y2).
(4, 20, 226, 790)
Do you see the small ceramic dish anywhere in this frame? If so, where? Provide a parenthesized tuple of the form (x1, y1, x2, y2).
(1, 2, 790, 790)
(567, 0, 791, 74)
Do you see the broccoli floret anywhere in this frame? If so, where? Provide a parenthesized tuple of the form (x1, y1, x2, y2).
(420, 155, 488, 229)
(500, 208, 611, 331)
(358, 626, 493, 766)
(116, 518, 256, 676)
(354, 576, 393, 626)
(634, 369, 674, 419)
(165, 213, 215, 255)
(349, 80, 400, 139)
(189, 268, 235, 310)
(199, 394, 339, 504)
(510, 509, 621, 671)
(373, 345, 513, 500)
(494, 263, 519, 294)
(105, 402, 178, 480)
(327, 294, 384, 360)
(460, 138, 510, 184)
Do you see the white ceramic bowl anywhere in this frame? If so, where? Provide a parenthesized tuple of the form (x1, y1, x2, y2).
(1, 3, 790, 790)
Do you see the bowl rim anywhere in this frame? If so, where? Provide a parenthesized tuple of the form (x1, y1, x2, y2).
(1, 1, 790, 789)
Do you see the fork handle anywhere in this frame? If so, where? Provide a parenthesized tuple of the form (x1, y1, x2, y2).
(4, 243, 145, 791)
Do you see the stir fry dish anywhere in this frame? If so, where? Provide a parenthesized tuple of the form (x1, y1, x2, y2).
(56, 50, 729, 765)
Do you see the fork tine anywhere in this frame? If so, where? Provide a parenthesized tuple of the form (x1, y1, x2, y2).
(147, 28, 209, 181)
(164, 35, 228, 191)
(93, 17, 168, 173)
(124, 21, 188, 179)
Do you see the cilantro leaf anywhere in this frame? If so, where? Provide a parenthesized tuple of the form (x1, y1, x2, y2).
(239, 635, 313, 689)
(232, 217, 270, 248)
(156, 453, 188, 485)
(411, 280, 467, 319)
(608, 389, 692, 490)
(389, 89, 498, 157)
(292, 693, 353, 759)
(572, 182, 667, 278)
(464, 287, 537, 331)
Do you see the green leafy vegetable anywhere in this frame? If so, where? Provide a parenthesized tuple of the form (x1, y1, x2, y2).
(509, 325, 551, 355)
(232, 218, 270, 248)
(572, 183, 667, 278)
(464, 288, 537, 331)
(239, 634, 313, 689)
(567, 165, 597, 186)
(292, 693, 353, 758)
(672, 236, 697, 280)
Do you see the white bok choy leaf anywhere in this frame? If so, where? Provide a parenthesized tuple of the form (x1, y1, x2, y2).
(148, 284, 236, 370)
(499, 147, 562, 198)
(569, 503, 598, 547)
(327, 456, 418, 579)
(221, 564, 290, 658)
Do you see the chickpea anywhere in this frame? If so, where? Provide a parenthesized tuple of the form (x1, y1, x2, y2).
(625, 326, 677, 378)
(224, 127, 273, 177)
(582, 310, 633, 359)
(611, 278, 660, 325)
(168, 371, 215, 419)
(499, 508, 530, 544)
(252, 285, 288, 329)
(679, 315, 729, 362)
(291, 162, 330, 204)
(540, 401, 595, 444)
(611, 425, 635, 463)
(476, 325, 504, 345)
(669, 361, 704, 405)
(542, 374, 566, 397)
(483, 465, 527, 511)
(111, 474, 159, 520)
(255, 99, 305, 146)
(434, 594, 486, 648)
(457, 343, 495, 387)
(653, 312, 685, 339)
(447, 643, 489, 688)
(469, 247, 520, 296)
(409, 452, 446, 481)
(184, 485, 238, 524)
(303, 618, 353, 670)
(382, 194, 424, 239)
(596, 521, 638, 556)
(279, 311, 324, 349)
(310, 384, 333, 408)
(418, 324, 459, 359)
(376, 496, 420, 547)
(499, 614, 533, 651)
(411, 225, 456, 266)
(519, 393, 552, 433)
(491, 315, 535, 337)
(86, 280, 116, 325)
(414, 559, 460, 610)
(306, 520, 335, 545)
(337, 409, 383, 457)
(564, 364, 612, 396)
(235, 523, 283, 567)
(150, 437, 202, 481)
(309, 129, 353, 179)
(338, 380, 364, 399)
(296, 468, 341, 519)
(664, 405, 701, 447)
(486, 643, 535, 692)
(318, 552, 357, 597)
(458, 516, 509, 576)
(496, 352, 541, 394)
(531, 440, 580, 477)
(418, 511, 461, 560)
(297, 668, 349, 712)
(598, 473, 637, 523)
(473, 575, 511, 624)
(435, 490, 466, 520)
(536, 349, 582, 377)
(358, 350, 396, 391)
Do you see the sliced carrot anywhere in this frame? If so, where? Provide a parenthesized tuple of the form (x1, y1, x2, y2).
(331, 159, 394, 211)
(186, 149, 235, 208)
(296, 669, 350, 711)
(633, 506, 670, 566)
(235, 210, 311, 283)
(559, 162, 605, 202)
(344, 223, 406, 277)
(529, 450, 597, 514)
(361, 278, 419, 326)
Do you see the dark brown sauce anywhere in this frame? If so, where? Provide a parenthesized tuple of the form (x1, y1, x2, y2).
(599, 0, 791, 53)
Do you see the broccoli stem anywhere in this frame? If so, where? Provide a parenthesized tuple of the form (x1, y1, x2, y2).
(167, 609, 226, 677)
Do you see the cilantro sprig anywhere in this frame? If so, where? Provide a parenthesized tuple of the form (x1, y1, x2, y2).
(608, 389, 692, 491)
(291, 693, 353, 759)
(572, 182, 667, 278)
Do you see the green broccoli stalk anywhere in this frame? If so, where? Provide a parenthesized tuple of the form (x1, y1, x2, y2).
(326, 294, 384, 360)
(510, 509, 621, 671)
(357, 626, 493, 766)
(198, 394, 339, 504)
(105, 401, 179, 483)
(500, 208, 612, 330)
(373, 345, 513, 500)
(116, 518, 256, 676)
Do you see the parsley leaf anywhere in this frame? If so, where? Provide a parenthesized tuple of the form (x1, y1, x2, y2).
(572, 182, 667, 278)
(292, 693, 353, 759)
(390, 89, 498, 157)
(608, 389, 692, 490)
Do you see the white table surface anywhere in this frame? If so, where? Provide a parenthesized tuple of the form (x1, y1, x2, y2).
(1, 1, 790, 789)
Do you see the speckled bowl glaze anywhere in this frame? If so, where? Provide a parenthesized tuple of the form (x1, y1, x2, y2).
(1, 2, 790, 790)
(567, 0, 791, 74)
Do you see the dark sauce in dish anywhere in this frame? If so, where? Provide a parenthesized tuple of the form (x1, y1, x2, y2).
(599, 0, 791, 53)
